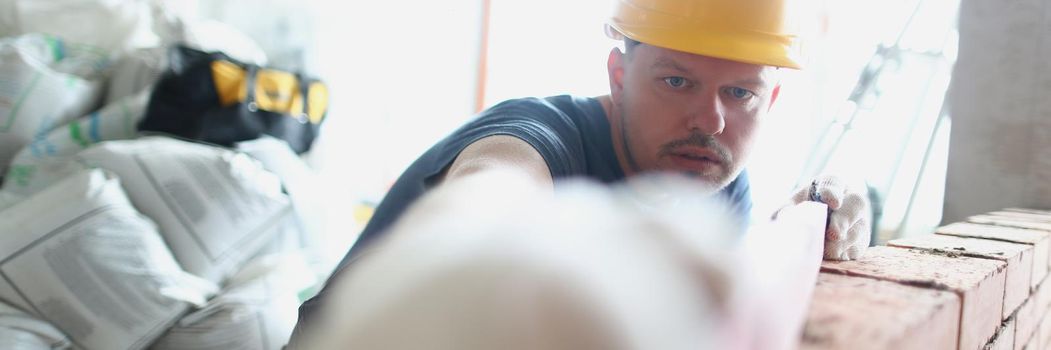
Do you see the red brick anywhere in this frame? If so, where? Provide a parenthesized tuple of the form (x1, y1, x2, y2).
(1041, 312, 1051, 349)
(799, 273, 960, 350)
(889, 234, 1033, 318)
(969, 214, 1051, 232)
(1014, 297, 1039, 350)
(1038, 276, 1051, 323)
(1020, 333, 1037, 350)
(936, 222, 1051, 282)
(821, 246, 1006, 350)
(985, 317, 1016, 350)
(988, 211, 1051, 223)
(1005, 208, 1051, 217)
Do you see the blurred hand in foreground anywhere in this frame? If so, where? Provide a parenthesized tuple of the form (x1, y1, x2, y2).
(298, 171, 827, 350)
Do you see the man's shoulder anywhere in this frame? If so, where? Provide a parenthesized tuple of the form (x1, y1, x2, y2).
(475, 95, 601, 131)
(457, 95, 602, 177)
(483, 95, 593, 114)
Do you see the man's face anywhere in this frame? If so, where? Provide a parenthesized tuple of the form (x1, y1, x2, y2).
(607, 43, 781, 191)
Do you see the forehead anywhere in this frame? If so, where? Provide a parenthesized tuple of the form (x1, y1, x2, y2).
(629, 44, 780, 86)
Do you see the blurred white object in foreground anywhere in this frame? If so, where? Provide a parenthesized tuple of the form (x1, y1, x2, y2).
(298, 170, 826, 350)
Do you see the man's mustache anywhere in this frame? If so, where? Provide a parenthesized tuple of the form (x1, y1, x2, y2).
(658, 132, 732, 164)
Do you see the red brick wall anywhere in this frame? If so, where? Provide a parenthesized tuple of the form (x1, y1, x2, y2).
(801, 208, 1051, 350)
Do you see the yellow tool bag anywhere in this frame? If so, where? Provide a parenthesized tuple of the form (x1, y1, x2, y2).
(140, 45, 329, 153)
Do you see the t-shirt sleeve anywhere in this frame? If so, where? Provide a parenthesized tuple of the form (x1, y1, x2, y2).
(434, 97, 589, 179)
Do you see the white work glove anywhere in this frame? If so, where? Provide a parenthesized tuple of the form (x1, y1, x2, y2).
(780, 175, 871, 260)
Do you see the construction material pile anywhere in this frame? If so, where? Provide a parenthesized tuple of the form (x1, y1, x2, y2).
(0, 1, 327, 349)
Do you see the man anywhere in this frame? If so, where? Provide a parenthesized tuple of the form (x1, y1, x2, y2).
(291, 0, 870, 343)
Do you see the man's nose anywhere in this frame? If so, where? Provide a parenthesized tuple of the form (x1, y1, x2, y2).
(685, 92, 725, 136)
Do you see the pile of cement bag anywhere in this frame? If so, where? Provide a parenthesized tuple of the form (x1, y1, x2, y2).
(0, 1, 326, 349)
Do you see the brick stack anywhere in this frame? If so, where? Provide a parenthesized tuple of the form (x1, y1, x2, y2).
(800, 208, 1051, 350)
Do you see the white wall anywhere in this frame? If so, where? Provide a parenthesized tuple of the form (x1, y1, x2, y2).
(308, 0, 484, 196)
(943, 0, 1051, 222)
(305, 0, 485, 258)
(482, 0, 615, 107)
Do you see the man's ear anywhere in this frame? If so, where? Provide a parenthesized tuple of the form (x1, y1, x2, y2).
(608, 48, 625, 103)
(767, 84, 782, 112)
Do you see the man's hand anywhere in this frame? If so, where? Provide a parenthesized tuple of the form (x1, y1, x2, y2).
(783, 175, 872, 260)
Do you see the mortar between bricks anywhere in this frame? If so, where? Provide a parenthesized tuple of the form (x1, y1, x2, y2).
(983, 317, 1015, 350)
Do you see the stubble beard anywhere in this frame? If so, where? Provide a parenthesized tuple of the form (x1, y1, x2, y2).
(617, 105, 737, 190)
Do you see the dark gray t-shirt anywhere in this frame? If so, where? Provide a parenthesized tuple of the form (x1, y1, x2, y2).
(290, 95, 752, 340)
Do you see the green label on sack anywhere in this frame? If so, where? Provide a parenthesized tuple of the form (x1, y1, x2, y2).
(7, 165, 35, 188)
(1, 72, 43, 132)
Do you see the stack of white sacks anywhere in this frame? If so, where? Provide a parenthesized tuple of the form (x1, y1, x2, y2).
(0, 1, 325, 349)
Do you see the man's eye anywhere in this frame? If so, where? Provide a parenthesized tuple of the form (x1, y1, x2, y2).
(663, 77, 688, 88)
(726, 87, 755, 100)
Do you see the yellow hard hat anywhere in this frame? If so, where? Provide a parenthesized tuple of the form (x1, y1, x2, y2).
(607, 0, 806, 69)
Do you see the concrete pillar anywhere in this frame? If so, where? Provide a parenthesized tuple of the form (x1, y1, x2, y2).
(944, 0, 1051, 223)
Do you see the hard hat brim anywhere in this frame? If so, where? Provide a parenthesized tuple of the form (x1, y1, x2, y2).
(609, 22, 803, 69)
